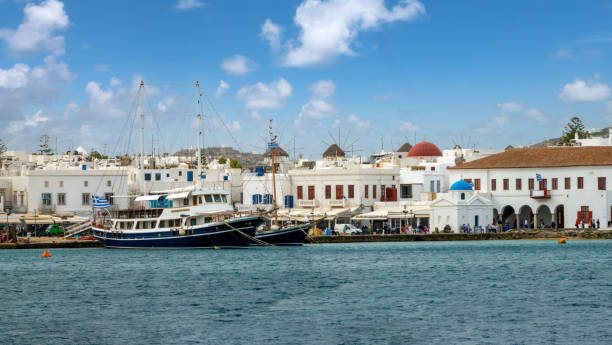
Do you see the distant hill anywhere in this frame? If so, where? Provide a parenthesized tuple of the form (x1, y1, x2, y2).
(174, 146, 265, 167)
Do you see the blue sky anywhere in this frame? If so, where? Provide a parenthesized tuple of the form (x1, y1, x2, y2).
(1, 0, 611, 158)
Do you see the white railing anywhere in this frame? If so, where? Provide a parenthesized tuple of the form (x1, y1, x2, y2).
(329, 199, 346, 207)
(63, 221, 92, 238)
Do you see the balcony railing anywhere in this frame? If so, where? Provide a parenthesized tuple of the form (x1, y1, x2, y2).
(530, 189, 551, 199)
(329, 199, 346, 207)
(298, 200, 319, 207)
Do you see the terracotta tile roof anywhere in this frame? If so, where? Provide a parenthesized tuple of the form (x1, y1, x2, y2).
(450, 146, 612, 169)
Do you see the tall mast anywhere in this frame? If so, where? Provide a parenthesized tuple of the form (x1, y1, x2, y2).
(269, 119, 278, 226)
(196, 81, 202, 187)
(139, 80, 146, 194)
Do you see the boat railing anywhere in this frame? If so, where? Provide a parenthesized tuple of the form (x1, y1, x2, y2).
(109, 208, 164, 219)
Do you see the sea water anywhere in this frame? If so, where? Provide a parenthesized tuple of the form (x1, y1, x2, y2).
(1, 240, 611, 345)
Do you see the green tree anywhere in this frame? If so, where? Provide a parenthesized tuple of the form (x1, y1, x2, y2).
(218, 156, 227, 164)
(229, 159, 243, 169)
(38, 135, 53, 155)
(560, 117, 590, 144)
(89, 151, 108, 160)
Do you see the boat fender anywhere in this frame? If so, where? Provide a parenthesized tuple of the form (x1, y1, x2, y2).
(179, 229, 186, 236)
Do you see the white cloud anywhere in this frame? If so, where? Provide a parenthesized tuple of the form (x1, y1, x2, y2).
(347, 114, 370, 128)
(295, 80, 337, 128)
(109, 77, 122, 87)
(85, 81, 114, 104)
(559, 78, 611, 102)
(221, 54, 257, 75)
(8, 110, 50, 133)
(237, 77, 292, 110)
(260, 19, 282, 49)
(0, 55, 73, 124)
(525, 108, 545, 122)
(399, 120, 419, 132)
(0, 0, 69, 56)
(216, 80, 229, 98)
(282, 0, 425, 67)
(157, 95, 176, 112)
(497, 102, 524, 113)
(227, 121, 242, 132)
(175, 0, 205, 10)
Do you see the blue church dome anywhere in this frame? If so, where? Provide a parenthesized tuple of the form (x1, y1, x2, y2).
(450, 180, 473, 191)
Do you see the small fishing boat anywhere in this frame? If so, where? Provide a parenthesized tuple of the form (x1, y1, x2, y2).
(251, 120, 311, 246)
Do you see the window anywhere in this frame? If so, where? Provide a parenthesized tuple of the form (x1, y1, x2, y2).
(436, 180, 441, 193)
(491, 179, 496, 191)
(183, 198, 189, 206)
(598, 177, 606, 190)
(44, 181, 49, 188)
(190, 218, 196, 226)
(179, 171, 183, 176)
(577, 177, 584, 189)
(308, 185, 315, 200)
(565, 177, 571, 189)
(431, 166, 436, 171)
(214, 195, 222, 202)
(474, 179, 481, 191)
(105, 193, 114, 205)
(528, 178, 534, 190)
(335, 185, 343, 200)
(59, 181, 64, 188)
(159, 220, 166, 228)
(381, 185, 385, 200)
(364, 185, 369, 199)
(552, 178, 558, 190)
(166, 173, 170, 178)
(325, 185, 331, 199)
(430, 180, 435, 192)
(297, 186, 303, 200)
(107, 180, 112, 187)
(460, 193, 465, 200)
(57, 193, 66, 205)
(42, 193, 52, 206)
(503, 179, 509, 190)
(204, 195, 212, 203)
(373, 185, 377, 199)
(222, 195, 227, 203)
(516, 178, 522, 190)
(539, 179, 547, 190)
(144, 173, 151, 181)
(155, 173, 161, 181)
(82, 193, 91, 205)
(84, 181, 88, 187)
(348, 185, 354, 199)
(400, 184, 412, 199)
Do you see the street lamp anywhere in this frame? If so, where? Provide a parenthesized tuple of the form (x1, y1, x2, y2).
(403, 205, 408, 234)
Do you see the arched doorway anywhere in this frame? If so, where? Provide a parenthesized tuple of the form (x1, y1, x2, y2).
(536, 205, 552, 229)
(519, 205, 534, 229)
(555, 205, 564, 229)
(501, 206, 516, 230)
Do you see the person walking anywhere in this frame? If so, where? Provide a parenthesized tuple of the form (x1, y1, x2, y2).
(597, 219, 600, 229)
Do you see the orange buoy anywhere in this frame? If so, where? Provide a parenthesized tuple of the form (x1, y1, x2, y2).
(42, 250, 51, 258)
(558, 238, 566, 244)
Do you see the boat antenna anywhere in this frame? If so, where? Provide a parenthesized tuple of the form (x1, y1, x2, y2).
(269, 119, 278, 226)
(196, 80, 203, 188)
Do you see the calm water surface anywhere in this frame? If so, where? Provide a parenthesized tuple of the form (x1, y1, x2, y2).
(1, 240, 611, 345)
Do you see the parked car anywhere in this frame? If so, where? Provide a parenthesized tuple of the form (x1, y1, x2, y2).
(334, 224, 362, 235)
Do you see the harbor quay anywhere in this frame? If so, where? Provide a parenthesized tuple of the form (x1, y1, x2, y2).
(1, 129, 612, 244)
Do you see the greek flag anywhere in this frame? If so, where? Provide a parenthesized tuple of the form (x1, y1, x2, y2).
(92, 195, 111, 209)
(536, 174, 542, 182)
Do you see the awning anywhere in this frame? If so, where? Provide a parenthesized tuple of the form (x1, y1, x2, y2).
(166, 192, 190, 199)
(23, 218, 54, 225)
(353, 210, 389, 220)
(135, 195, 163, 202)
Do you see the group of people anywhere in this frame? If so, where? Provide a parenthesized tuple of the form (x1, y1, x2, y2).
(575, 219, 601, 229)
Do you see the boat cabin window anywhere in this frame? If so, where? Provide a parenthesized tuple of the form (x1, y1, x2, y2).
(190, 217, 196, 226)
(204, 195, 213, 203)
(159, 220, 166, 228)
(193, 196, 198, 205)
(183, 198, 189, 206)
(205, 217, 212, 223)
(222, 195, 227, 203)
(214, 194, 221, 203)
(198, 196, 203, 204)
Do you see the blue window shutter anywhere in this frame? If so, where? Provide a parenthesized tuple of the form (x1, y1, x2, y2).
(252, 194, 257, 204)
(289, 195, 294, 208)
(258, 194, 263, 203)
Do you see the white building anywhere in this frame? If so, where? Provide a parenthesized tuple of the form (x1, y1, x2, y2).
(430, 180, 494, 232)
(448, 146, 612, 229)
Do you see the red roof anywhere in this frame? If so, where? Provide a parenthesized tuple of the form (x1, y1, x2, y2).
(450, 146, 612, 169)
(407, 141, 442, 157)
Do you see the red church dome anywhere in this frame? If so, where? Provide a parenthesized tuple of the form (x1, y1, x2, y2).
(407, 141, 442, 157)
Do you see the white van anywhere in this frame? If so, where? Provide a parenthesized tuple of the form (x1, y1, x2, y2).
(334, 224, 362, 235)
